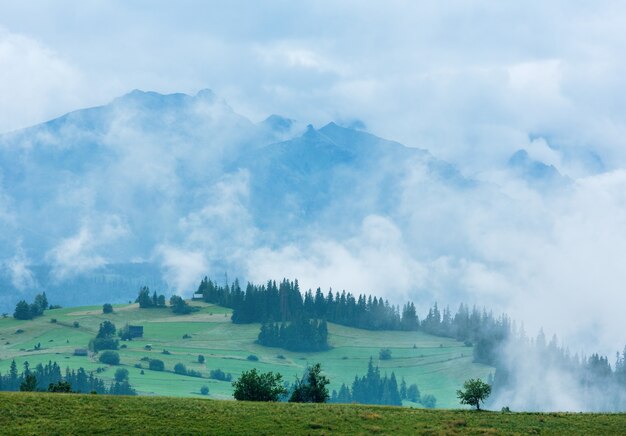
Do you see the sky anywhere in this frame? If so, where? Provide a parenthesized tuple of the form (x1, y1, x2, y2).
(2, 2, 626, 358)
(2, 1, 626, 173)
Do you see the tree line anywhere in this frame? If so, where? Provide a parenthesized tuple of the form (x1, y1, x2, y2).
(196, 277, 508, 363)
(257, 318, 329, 352)
(0, 360, 135, 395)
(328, 357, 437, 407)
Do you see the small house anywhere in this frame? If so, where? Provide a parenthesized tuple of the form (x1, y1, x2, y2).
(74, 348, 88, 356)
(128, 325, 144, 339)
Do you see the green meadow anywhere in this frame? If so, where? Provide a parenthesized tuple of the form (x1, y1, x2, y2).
(1, 392, 625, 435)
(0, 301, 492, 407)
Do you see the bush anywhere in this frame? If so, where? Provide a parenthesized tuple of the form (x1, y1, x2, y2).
(187, 369, 203, 378)
(407, 383, 421, 403)
(162, 350, 171, 355)
(288, 363, 330, 403)
(50, 318, 57, 323)
(174, 363, 187, 375)
(232, 368, 287, 401)
(48, 381, 72, 393)
(102, 303, 113, 314)
(247, 354, 259, 362)
(99, 351, 120, 365)
(422, 394, 437, 408)
(200, 385, 209, 395)
(149, 359, 165, 371)
(198, 354, 205, 364)
(209, 368, 232, 382)
(379, 348, 392, 360)
(114, 368, 129, 382)
(89, 337, 119, 352)
(277, 354, 285, 360)
(182, 334, 191, 339)
(72, 321, 80, 328)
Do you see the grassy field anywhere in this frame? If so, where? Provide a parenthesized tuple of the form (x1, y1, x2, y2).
(1, 392, 625, 435)
(0, 301, 492, 408)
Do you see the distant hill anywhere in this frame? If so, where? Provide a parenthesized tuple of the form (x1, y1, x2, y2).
(0, 300, 491, 408)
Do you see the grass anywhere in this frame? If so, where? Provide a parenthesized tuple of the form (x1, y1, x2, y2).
(1, 392, 625, 435)
(0, 301, 492, 407)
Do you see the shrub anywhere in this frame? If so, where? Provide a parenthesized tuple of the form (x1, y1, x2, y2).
(149, 359, 165, 371)
(134, 363, 142, 369)
(187, 369, 203, 378)
(198, 354, 205, 364)
(140, 356, 151, 362)
(50, 318, 57, 323)
(182, 334, 191, 339)
(144, 345, 152, 351)
(15, 329, 24, 334)
(277, 354, 285, 360)
(232, 368, 287, 402)
(99, 351, 120, 365)
(162, 350, 171, 355)
(114, 368, 129, 382)
(422, 394, 437, 408)
(200, 385, 209, 395)
(174, 363, 187, 375)
(209, 368, 232, 382)
(102, 303, 113, 314)
(379, 348, 392, 360)
(89, 337, 119, 352)
(247, 354, 259, 362)
(49, 305, 62, 310)
(288, 363, 330, 403)
(120, 344, 127, 349)
(72, 321, 80, 328)
(48, 381, 72, 393)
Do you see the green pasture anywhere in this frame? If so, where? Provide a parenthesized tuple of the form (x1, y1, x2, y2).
(0, 302, 492, 408)
(1, 392, 625, 435)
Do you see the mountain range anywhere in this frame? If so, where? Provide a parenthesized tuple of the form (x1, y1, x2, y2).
(0, 89, 561, 311)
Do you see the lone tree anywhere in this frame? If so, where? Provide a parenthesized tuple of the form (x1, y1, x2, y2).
(457, 378, 491, 410)
(232, 368, 286, 401)
(289, 363, 330, 403)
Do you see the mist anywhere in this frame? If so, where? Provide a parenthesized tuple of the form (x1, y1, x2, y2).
(2, 1, 626, 412)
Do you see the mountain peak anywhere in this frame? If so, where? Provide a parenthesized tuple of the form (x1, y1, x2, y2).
(262, 114, 294, 132)
(195, 89, 216, 102)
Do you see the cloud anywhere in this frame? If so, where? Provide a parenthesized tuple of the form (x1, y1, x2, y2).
(0, 26, 87, 132)
(45, 215, 129, 279)
(3, 243, 36, 291)
(155, 245, 207, 294)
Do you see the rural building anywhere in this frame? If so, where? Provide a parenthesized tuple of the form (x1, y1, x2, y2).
(128, 325, 144, 338)
(74, 348, 88, 356)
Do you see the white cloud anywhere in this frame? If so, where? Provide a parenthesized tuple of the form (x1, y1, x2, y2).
(0, 26, 87, 132)
(155, 245, 207, 294)
(45, 215, 128, 279)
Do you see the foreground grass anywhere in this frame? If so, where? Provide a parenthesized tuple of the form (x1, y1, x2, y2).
(1, 392, 625, 435)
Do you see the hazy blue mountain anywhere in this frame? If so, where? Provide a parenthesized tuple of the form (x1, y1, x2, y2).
(507, 149, 569, 188)
(0, 89, 478, 310)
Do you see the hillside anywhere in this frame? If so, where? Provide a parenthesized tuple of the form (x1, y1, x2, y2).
(0, 301, 491, 408)
(1, 392, 625, 435)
